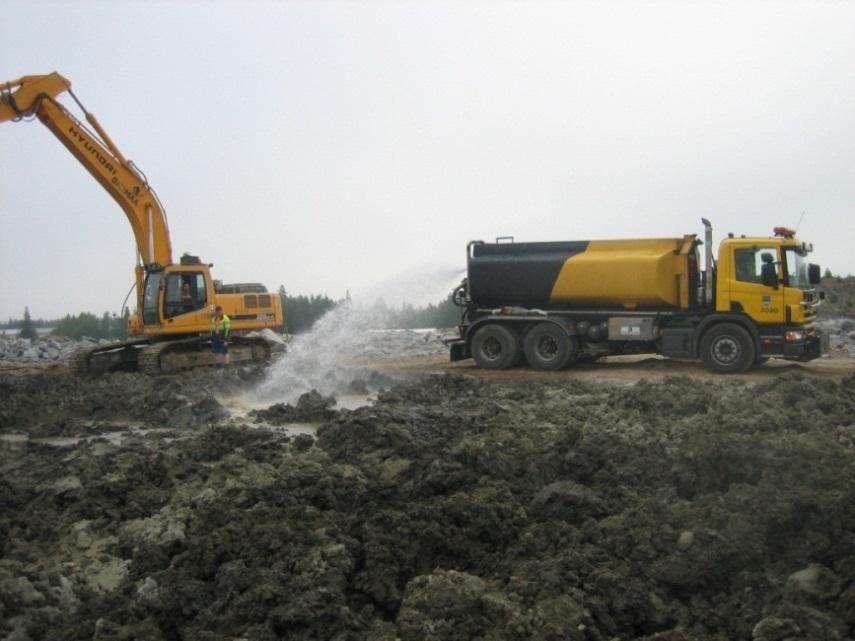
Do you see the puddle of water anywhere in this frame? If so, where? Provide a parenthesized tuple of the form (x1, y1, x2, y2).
(334, 393, 373, 411)
(0, 393, 370, 449)
(0, 427, 179, 448)
(219, 391, 374, 421)
(217, 395, 326, 437)
(219, 395, 272, 419)
(263, 422, 318, 438)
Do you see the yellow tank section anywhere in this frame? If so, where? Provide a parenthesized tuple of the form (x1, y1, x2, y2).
(549, 236, 696, 310)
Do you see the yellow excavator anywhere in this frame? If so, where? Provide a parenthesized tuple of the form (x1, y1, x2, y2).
(1, 72, 284, 374)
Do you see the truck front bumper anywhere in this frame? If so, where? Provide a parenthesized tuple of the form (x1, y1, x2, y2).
(782, 331, 829, 361)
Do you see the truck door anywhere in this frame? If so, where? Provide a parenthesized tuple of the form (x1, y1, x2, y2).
(729, 246, 785, 324)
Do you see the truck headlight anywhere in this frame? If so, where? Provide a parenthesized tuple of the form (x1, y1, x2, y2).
(784, 331, 805, 343)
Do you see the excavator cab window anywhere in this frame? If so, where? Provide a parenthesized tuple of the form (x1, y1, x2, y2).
(164, 272, 206, 318)
(142, 272, 163, 325)
(192, 273, 207, 308)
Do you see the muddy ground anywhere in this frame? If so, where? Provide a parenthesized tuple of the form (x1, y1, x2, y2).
(1, 357, 855, 641)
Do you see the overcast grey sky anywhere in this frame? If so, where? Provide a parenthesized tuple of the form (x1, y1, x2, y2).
(2, 0, 854, 320)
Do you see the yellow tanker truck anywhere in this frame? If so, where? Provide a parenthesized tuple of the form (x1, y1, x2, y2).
(446, 220, 827, 374)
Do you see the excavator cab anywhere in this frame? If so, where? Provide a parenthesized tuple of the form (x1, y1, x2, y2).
(140, 265, 214, 331)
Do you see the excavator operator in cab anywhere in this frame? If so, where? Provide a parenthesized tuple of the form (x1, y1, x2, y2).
(181, 280, 194, 313)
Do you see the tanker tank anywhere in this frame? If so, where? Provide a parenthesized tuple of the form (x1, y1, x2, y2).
(467, 235, 698, 310)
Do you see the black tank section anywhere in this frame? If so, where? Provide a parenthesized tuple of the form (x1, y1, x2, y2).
(468, 241, 590, 308)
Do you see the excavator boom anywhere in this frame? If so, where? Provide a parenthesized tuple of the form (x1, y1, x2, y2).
(1, 74, 73, 118)
(1, 73, 173, 274)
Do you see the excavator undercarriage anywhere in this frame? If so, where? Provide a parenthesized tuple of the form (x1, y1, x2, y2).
(70, 335, 273, 375)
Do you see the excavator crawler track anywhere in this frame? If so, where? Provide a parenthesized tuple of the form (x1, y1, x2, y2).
(139, 336, 272, 375)
(67, 336, 273, 376)
(69, 346, 97, 375)
(138, 341, 175, 375)
(69, 339, 148, 375)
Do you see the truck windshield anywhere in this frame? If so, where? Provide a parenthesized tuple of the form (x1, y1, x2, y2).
(785, 248, 811, 289)
(142, 271, 163, 325)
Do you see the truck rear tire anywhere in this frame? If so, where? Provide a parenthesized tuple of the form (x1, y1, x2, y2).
(471, 324, 519, 370)
(524, 323, 574, 370)
(700, 323, 755, 374)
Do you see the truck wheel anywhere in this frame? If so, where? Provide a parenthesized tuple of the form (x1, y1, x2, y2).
(524, 323, 575, 370)
(471, 325, 519, 370)
(700, 323, 755, 374)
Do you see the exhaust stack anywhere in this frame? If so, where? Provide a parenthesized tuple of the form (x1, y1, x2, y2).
(701, 218, 713, 306)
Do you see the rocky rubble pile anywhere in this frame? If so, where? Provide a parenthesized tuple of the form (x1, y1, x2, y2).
(818, 276, 855, 318)
(1, 369, 854, 640)
(817, 317, 855, 357)
(0, 335, 82, 367)
(346, 329, 448, 360)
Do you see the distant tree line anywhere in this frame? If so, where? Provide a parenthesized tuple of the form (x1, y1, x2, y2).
(4, 291, 461, 341)
(277, 287, 340, 334)
(2, 308, 129, 341)
(370, 292, 460, 329)
(2, 308, 52, 331)
(51, 310, 129, 340)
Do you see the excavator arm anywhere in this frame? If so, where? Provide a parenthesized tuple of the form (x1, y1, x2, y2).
(1, 73, 173, 308)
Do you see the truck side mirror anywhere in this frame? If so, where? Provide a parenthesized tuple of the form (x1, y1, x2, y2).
(808, 264, 821, 285)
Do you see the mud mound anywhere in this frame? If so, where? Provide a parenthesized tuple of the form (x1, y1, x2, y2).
(2, 370, 854, 640)
(249, 390, 337, 424)
(0, 365, 267, 434)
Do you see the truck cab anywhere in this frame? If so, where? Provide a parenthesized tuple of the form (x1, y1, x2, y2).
(716, 229, 823, 360)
